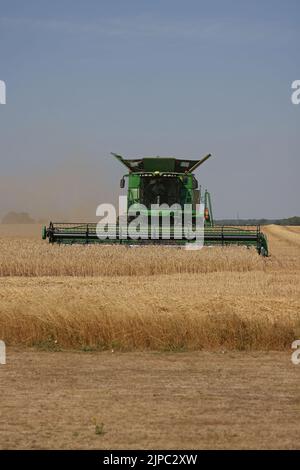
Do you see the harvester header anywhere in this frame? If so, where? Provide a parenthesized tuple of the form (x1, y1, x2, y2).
(42, 152, 269, 256)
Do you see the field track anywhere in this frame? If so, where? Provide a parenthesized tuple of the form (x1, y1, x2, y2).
(1, 350, 299, 449)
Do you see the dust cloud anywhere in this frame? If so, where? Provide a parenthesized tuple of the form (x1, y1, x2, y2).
(0, 154, 123, 223)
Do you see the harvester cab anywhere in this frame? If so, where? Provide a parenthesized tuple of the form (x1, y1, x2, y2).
(111, 152, 213, 226)
(42, 152, 268, 256)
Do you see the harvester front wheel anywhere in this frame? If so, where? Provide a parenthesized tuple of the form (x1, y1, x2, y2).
(259, 246, 268, 257)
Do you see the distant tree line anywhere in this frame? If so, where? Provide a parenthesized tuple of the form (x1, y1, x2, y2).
(1, 212, 36, 224)
(1, 211, 300, 226)
(215, 216, 300, 226)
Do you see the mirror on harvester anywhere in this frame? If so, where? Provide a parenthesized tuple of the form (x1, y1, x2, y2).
(120, 177, 125, 188)
(193, 177, 198, 189)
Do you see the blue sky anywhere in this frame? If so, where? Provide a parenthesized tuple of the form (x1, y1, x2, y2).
(0, 0, 299, 219)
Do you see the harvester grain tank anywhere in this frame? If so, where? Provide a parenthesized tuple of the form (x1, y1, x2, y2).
(43, 153, 269, 255)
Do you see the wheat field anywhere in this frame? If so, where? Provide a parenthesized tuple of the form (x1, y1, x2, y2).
(0, 240, 266, 276)
(0, 224, 299, 351)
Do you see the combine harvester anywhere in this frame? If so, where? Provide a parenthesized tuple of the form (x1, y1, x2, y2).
(43, 153, 268, 256)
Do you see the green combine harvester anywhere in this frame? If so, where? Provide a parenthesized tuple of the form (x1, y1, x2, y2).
(42, 153, 269, 256)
